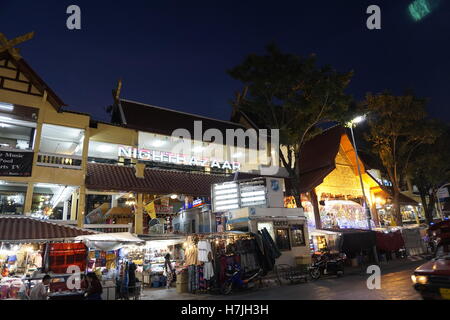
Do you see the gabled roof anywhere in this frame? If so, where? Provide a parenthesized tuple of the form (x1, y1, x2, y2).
(297, 126, 345, 193)
(0, 216, 96, 242)
(115, 99, 247, 138)
(0, 51, 66, 110)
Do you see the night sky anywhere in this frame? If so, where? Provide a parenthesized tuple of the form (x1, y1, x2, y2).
(2, 0, 449, 123)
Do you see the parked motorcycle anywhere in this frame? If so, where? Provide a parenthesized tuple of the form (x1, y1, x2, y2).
(309, 251, 346, 280)
(221, 263, 263, 295)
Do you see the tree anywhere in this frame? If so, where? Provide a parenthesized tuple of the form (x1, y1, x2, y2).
(408, 125, 450, 223)
(362, 92, 440, 226)
(228, 44, 354, 213)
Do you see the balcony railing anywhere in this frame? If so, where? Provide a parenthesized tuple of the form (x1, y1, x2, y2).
(50, 220, 133, 233)
(37, 152, 82, 170)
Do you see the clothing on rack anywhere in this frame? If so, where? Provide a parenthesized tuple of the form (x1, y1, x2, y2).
(185, 243, 199, 266)
(197, 240, 212, 262)
(203, 261, 214, 280)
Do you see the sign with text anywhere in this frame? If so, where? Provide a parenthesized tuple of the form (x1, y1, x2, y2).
(0, 150, 33, 177)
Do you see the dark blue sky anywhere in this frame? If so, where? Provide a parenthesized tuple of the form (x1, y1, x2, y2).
(2, 0, 449, 123)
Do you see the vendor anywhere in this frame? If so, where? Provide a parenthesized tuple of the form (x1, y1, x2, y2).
(29, 275, 51, 300)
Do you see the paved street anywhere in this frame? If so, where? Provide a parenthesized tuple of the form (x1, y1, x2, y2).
(142, 260, 424, 300)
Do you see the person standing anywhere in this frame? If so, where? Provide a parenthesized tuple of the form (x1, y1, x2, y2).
(29, 275, 51, 300)
(164, 253, 174, 289)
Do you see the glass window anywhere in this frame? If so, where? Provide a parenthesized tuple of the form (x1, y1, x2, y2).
(0, 181, 27, 215)
(275, 228, 291, 251)
(31, 183, 77, 220)
(291, 224, 306, 247)
(0, 119, 35, 151)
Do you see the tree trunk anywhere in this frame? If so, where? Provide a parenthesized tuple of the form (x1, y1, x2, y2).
(418, 189, 431, 224)
(392, 187, 403, 226)
(426, 192, 436, 224)
(310, 189, 322, 229)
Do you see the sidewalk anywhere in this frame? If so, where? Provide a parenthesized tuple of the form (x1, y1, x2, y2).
(140, 256, 425, 300)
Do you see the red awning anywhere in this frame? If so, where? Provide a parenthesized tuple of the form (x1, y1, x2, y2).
(86, 163, 233, 196)
(0, 216, 96, 242)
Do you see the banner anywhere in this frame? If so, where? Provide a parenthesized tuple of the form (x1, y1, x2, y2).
(0, 150, 33, 177)
(145, 201, 157, 219)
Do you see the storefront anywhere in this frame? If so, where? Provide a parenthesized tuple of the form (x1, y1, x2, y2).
(211, 178, 310, 266)
(0, 216, 96, 300)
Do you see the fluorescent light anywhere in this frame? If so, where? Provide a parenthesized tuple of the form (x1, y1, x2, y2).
(241, 196, 266, 202)
(0, 181, 6, 185)
(152, 140, 167, 148)
(214, 188, 238, 196)
(0, 123, 10, 128)
(0, 102, 14, 112)
(241, 191, 266, 197)
(215, 194, 239, 201)
(97, 144, 113, 153)
(0, 116, 13, 122)
(214, 199, 239, 206)
(214, 183, 237, 190)
(215, 204, 239, 211)
(170, 194, 178, 200)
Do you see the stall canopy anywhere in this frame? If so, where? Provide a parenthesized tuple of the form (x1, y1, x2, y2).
(74, 232, 144, 251)
(0, 216, 96, 243)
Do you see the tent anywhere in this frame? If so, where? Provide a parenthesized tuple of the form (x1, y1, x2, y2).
(74, 232, 144, 251)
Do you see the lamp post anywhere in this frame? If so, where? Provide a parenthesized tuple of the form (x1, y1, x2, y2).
(348, 116, 372, 230)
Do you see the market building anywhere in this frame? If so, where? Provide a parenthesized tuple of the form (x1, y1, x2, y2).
(0, 35, 281, 239)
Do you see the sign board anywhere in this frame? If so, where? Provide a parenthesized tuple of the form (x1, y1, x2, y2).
(437, 187, 450, 200)
(118, 145, 240, 171)
(212, 179, 267, 212)
(0, 150, 33, 177)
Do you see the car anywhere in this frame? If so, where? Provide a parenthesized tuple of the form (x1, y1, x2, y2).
(412, 239, 450, 300)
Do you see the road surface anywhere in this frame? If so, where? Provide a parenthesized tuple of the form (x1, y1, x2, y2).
(142, 260, 423, 300)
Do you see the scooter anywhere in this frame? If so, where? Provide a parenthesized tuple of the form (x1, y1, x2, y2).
(221, 263, 263, 295)
(309, 251, 346, 280)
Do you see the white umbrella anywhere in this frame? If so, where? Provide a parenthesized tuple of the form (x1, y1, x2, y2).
(74, 232, 144, 251)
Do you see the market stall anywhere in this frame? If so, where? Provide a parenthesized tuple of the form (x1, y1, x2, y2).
(0, 216, 96, 300)
(74, 232, 145, 300)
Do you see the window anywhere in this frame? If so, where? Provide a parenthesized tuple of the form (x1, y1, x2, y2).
(275, 228, 291, 251)
(0, 119, 35, 151)
(291, 224, 306, 247)
(31, 183, 77, 220)
(0, 181, 27, 215)
(40, 124, 84, 156)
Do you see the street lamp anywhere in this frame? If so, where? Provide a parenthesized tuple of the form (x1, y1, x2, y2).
(347, 115, 373, 231)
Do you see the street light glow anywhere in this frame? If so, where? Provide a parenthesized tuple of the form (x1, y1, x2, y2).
(352, 115, 366, 124)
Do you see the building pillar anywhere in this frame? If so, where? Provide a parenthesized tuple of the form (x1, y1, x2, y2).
(23, 182, 34, 216)
(77, 186, 86, 228)
(310, 189, 322, 229)
(135, 193, 144, 234)
(63, 200, 69, 221)
(70, 191, 78, 221)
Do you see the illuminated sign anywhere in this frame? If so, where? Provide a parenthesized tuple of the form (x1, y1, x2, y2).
(118, 145, 240, 171)
(212, 179, 267, 212)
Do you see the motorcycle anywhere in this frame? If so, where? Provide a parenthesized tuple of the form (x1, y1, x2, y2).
(221, 263, 263, 295)
(309, 251, 346, 280)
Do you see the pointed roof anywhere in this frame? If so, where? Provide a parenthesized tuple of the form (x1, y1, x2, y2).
(0, 50, 66, 110)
